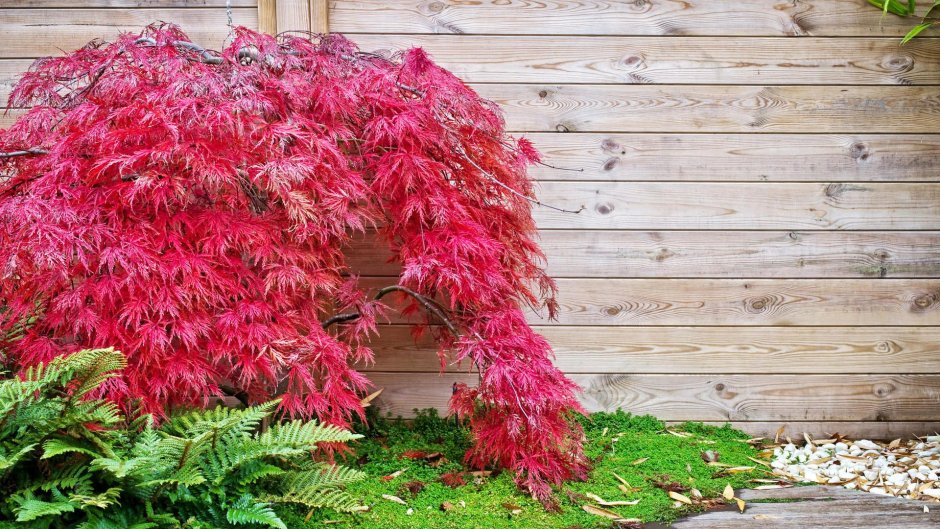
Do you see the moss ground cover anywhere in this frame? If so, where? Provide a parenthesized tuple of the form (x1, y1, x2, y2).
(283, 409, 766, 528)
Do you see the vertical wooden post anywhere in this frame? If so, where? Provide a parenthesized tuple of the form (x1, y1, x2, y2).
(310, 0, 329, 34)
(262, 0, 327, 36)
(276, 0, 310, 34)
(258, 0, 278, 35)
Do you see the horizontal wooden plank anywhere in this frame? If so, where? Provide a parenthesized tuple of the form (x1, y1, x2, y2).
(0, 1, 256, 6)
(0, 8, 258, 58)
(473, 84, 940, 133)
(365, 372, 940, 421)
(349, 35, 940, 85)
(331, 0, 922, 37)
(5, 86, 937, 134)
(358, 277, 940, 326)
(689, 422, 940, 440)
(362, 325, 940, 374)
(347, 230, 940, 278)
(523, 133, 940, 182)
(529, 183, 940, 230)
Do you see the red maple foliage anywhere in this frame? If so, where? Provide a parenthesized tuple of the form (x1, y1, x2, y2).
(0, 25, 588, 500)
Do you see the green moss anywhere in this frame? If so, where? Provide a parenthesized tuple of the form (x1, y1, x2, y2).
(282, 410, 765, 528)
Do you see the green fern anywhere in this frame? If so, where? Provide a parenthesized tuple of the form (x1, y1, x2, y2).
(0, 349, 366, 528)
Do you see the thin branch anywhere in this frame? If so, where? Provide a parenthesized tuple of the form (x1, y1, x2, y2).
(456, 147, 584, 214)
(321, 284, 460, 337)
(0, 148, 48, 159)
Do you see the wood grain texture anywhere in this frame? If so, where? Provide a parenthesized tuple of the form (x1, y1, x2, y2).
(4, 86, 938, 134)
(0, 1, 255, 6)
(523, 133, 940, 182)
(358, 277, 940, 326)
(310, 0, 328, 33)
(529, 183, 940, 230)
(277, 0, 310, 32)
(0, 9, 257, 58)
(348, 35, 940, 85)
(365, 372, 940, 421)
(691, 422, 940, 440)
(257, 0, 276, 34)
(347, 231, 940, 278)
(362, 326, 940, 374)
(677, 486, 940, 528)
(330, 0, 921, 37)
(473, 84, 940, 133)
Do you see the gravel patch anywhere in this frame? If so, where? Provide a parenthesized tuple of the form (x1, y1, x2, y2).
(770, 434, 940, 501)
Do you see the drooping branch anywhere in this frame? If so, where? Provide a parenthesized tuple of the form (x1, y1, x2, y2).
(322, 284, 460, 337)
(0, 148, 48, 159)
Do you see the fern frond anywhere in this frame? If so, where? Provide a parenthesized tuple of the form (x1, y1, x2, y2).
(257, 419, 362, 447)
(225, 495, 286, 529)
(42, 437, 104, 460)
(12, 493, 77, 522)
(70, 487, 122, 509)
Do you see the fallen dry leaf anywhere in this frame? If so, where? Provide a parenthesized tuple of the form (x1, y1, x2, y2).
(747, 456, 771, 468)
(631, 457, 649, 466)
(381, 494, 407, 505)
(665, 429, 692, 438)
(735, 498, 746, 513)
(723, 484, 734, 500)
(501, 503, 522, 514)
(440, 501, 454, 512)
(582, 504, 625, 520)
(774, 425, 785, 444)
(668, 491, 693, 505)
(359, 388, 383, 408)
(381, 469, 406, 482)
(701, 450, 720, 463)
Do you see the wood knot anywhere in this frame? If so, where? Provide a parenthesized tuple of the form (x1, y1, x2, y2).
(872, 383, 895, 398)
(873, 249, 890, 261)
(875, 340, 898, 354)
(605, 306, 621, 316)
(883, 54, 914, 72)
(603, 157, 620, 171)
(555, 123, 571, 133)
(745, 297, 770, 313)
(715, 383, 725, 391)
(788, 231, 800, 241)
(621, 55, 642, 67)
(824, 183, 845, 198)
(600, 139, 621, 152)
(849, 142, 870, 161)
(912, 291, 938, 311)
(595, 202, 614, 215)
(538, 89, 549, 98)
(654, 248, 675, 262)
(427, 1, 445, 13)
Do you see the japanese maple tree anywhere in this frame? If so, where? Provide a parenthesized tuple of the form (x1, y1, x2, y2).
(0, 25, 587, 501)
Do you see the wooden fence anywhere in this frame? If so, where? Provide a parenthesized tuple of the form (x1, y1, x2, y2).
(1, 0, 938, 438)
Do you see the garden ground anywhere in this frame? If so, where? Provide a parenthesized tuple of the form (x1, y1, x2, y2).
(284, 410, 770, 528)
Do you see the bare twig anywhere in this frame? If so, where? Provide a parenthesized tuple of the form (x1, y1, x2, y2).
(456, 147, 584, 214)
(0, 148, 48, 159)
(321, 284, 460, 337)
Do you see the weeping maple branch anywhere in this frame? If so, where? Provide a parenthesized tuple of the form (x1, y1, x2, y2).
(322, 284, 460, 337)
(0, 148, 48, 159)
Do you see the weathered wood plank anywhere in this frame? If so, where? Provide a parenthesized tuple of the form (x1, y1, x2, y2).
(365, 372, 940, 421)
(330, 0, 921, 37)
(473, 84, 940, 133)
(676, 486, 940, 528)
(529, 183, 940, 230)
(276, 0, 309, 33)
(523, 133, 940, 182)
(347, 231, 940, 278)
(363, 325, 940, 374)
(0, 8, 258, 58)
(0, 1, 255, 6)
(731, 422, 940, 440)
(359, 278, 940, 326)
(5, 86, 938, 134)
(348, 35, 940, 85)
